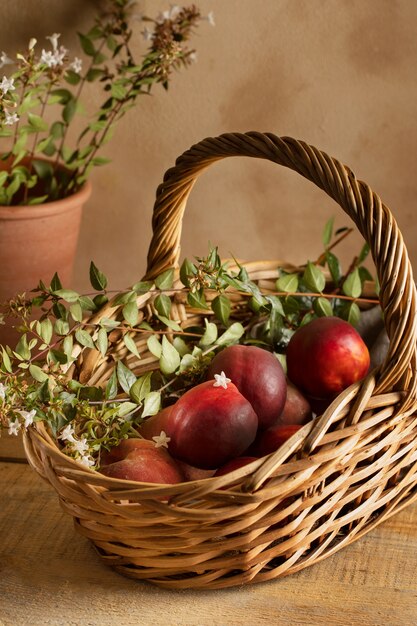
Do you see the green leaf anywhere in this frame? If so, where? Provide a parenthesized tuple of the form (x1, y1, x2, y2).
(91, 156, 111, 166)
(276, 273, 298, 293)
(122, 301, 139, 327)
(358, 266, 374, 284)
(340, 301, 361, 326)
(322, 216, 334, 247)
(89, 261, 108, 291)
(123, 333, 140, 359)
(32, 159, 53, 180)
(29, 364, 49, 382)
(212, 294, 231, 326)
(96, 327, 108, 357)
(50, 89, 73, 104)
(313, 297, 334, 317)
(55, 319, 70, 336)
(154, 293, 171, 318)
(111, 82, 127, 100)
(15, 334, 31, 360)
(79, 295, 96, 311)
(78, 33, 96, 56)
(342, 268, 362, 299)
(325, 251, 341, 284)
(48, 349, 67, 365)
(99, 317, 121, 330)
(156, 316, 182, 332)
(147, 334, 162, 358)
(130, 372, 152, 403)
(86, 68, 106, 82)
(116, 360, 137, 393)
(54, 288, 80, 303)
(142, 391, 161, 418)
(358, 242, 370, 264)
(187, 290, 209, 310)
(113, 291, 137, 305)
(105, 368, 118, 400)
(302, 262, 326, 293)
(75, 329, 95, 349)
(173, 336, 190, 357)
(65, 70, 81, 85)
(27, 113, 48, 132)
(50, 272, 62, 291)
(180, 258, 196, 287)
(117, 401, 138, 418)
(69, 303, 83, 323)
(50, 121, 65, 139)
(199, 319, 218, 347)
(132, 280, 153, 294)
(63, 335, 73, 358)
(62, 98, 77, 124)
(160, 336, 181, 375)
(216, 322, 245, 346)
(1, 347, 12, 373)
(155, 268, 174, 290)
(40, 319, 53, 344)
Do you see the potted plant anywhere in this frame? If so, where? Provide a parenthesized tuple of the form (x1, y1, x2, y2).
(0, 0, 213, 345)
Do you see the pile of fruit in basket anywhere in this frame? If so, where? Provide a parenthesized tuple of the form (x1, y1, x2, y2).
(100, 316, 371, 483)
(0, 218, 385, 481)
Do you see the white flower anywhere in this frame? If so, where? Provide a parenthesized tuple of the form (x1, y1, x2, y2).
(189, 51, 198, 64)
(60, 424, 76, 443)
(4, 111, 19, 125)
(152, 430, 171, 449)
(69, 57, 82, 74)
(0, 382, 6, 400)
(0, 76, 15, 95)
(168, 5, 182, 19)
(213, 371, 231, 389)
(28, 38, 37, 51)
(8, 419, 21, 436)
(40, 46, 67, 68)
(0, 52, 13, 69)
(206, 11, 215, 26)
(141, 27, 153, 42)
(71, 437, 89, 455)
(46, 33, 61, 51)
(78, 454, 95, 468)
(18, 409, 36, 428)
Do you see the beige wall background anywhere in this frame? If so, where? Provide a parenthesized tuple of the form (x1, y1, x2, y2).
(3, 0, 417, 292)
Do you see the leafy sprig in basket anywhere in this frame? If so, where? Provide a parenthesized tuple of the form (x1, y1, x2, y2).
(2, 132, 417, 590)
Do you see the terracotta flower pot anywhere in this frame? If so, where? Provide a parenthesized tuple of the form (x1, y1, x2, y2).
(0, 181, 92, 346)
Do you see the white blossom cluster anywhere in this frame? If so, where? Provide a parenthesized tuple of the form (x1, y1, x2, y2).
(59, 424, 95, 468)
(0, 33, 83, 128)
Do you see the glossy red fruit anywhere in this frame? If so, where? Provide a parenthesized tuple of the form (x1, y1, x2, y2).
(277, 380, 313, 426)
(100, 437, 153, 466)
(165, 380, 258, 469)
(286, 316, 370, 399)
(249, 424, 302, 457)
(100, 438, 184, 484)
(214, 456, 258, 477)
(206, 344, 287, 429)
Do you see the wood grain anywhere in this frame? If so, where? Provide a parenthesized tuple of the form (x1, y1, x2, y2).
(0, 461, 416, 626)
(0, 434, 25, 462)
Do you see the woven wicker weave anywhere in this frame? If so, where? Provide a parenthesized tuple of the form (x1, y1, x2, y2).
(23, 132, 417, 590)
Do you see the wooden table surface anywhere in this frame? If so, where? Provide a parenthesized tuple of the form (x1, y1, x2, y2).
(1, 450, 417, 626)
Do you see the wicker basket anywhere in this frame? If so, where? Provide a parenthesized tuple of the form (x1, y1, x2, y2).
(23, 132, 417, 590)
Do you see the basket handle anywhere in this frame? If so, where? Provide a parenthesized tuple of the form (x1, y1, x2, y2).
(144, 131, 417, 417)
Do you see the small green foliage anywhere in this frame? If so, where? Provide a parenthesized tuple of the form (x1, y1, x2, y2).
(0, 3, 209, 205)
(0, 223, 377, 469)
